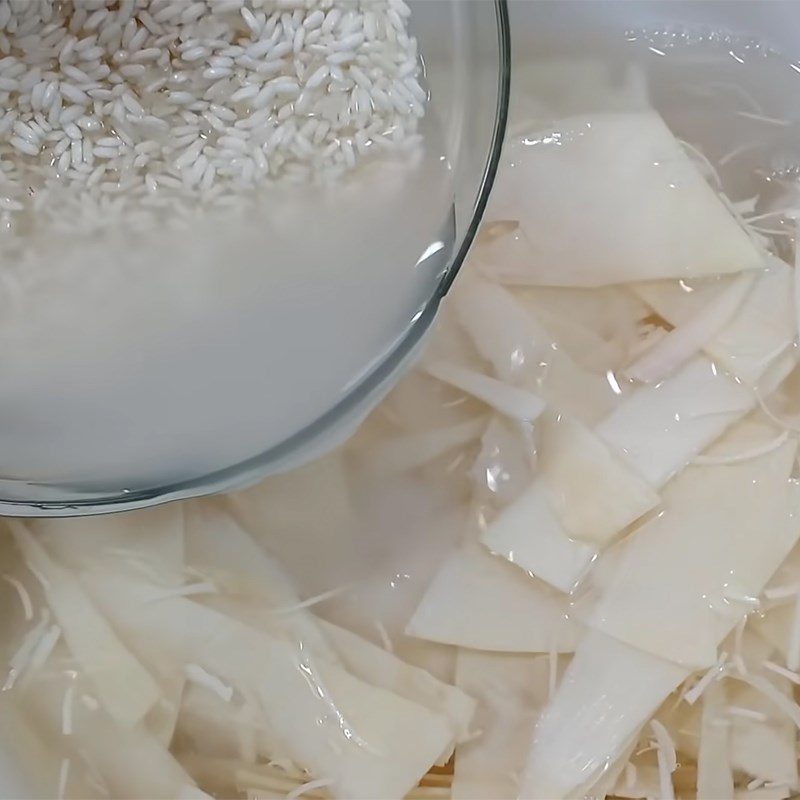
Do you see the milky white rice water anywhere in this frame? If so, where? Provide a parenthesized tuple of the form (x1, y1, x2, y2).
(0, 0, 455, 492)
(0, 137, 453, 489)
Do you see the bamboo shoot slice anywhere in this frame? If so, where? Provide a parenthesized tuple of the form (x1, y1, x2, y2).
(184, 501, 337, 662)
(485, 112, 763, 286)
(406, 542, 579, 652)
(0, 692, 96, 800)
(33, 510, 187, 744)
(633, 257, 794, 385)
(31, 504, 185, 585)
(480, 481, 596, 594)
(625, 272, 756, 384)
(538, 412, 660, 545)
(587, 745, 641, 800)
(520, 285, 650, 355)
(358, 418, 486, 475)
(175, 683, 292, 767)
(22, 667, 198, 800)
(586, 441, 798, 668)
(451, 277, 620, 424)
(424, 361, 546, 423)
(595, 355, 756, 488)
(471, 415, 534, 506)
(697, 681, 734, 800)
(696, 412, 787, 464)
(450, 277, 552, 384)
(228, 452, 354, 550)
(319, 619, 476, 743)
(516, 286, 641, 374)
(752, 604, 796, 665)
(734, 787, 792, 800)
(80, 572, 453, 800)
(8, 522, 161, 728)
(519, 630, 688, 800)
(728, 680, 798, 788)
(145, 679, 184, 747)
(451, 650, 545, 800)
(750, 523, 800, 663)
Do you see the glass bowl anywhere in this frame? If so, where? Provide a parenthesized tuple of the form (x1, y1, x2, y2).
(0, 0, 511, 517)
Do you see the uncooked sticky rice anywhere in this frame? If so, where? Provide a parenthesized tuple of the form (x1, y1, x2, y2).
(0, 0, 425, 255)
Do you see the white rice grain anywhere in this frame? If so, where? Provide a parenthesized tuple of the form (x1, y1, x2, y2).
(0, 0, 425, 248)
(10, 136, 39, 156)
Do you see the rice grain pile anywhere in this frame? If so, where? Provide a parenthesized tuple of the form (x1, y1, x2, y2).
(0, 0, 426, 242)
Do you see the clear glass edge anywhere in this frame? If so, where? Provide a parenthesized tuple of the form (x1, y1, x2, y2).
(0, 0, 512, 518)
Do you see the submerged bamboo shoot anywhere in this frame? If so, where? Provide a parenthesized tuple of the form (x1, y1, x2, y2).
(480, 483, 596, 594)
(586, 440, 798, 668)
(80, 572, 453, 800)
(8, 522, 161, 728)
(538, 411, 660, 545)
(595, 356, 756, 488)
(519, 630, 688, 799)
(406, 542, 579, 652)
(486, 112, 763, 287)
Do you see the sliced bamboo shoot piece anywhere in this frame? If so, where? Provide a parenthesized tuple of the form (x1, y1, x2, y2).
(185, 501, 337, 662)
(480, 480, 596, 594)
(752, 603, 797, 666)
(694, 412, 788, 465)
(81, 572, 453, 800)
(733, 787, 792, 800)
(633, 257, 794, 385)
(625, 272, 756, 384)
(585, 440, 798, 668)
(519, 630, 688, 800)
(697, 681, 734, 800)
(406, 542, 579, 652)
(471, 415, 534, 506)
(516, 285, 641, 374)
(228, 452, 354, 549)
(728, 679, 798, 788)
(538, 411, 660, 545)
(424, 361, 546, 423)
(145, 671, 185, 746)
(451, 650, 545, 800)
(22, 666, 198, 800)
(485, 111, 763, 286)
(30, 503, 185, 585)
(175, 683, 292, 768)
(451, 277, 620, 425)
(319, 619, 476, 743)
(359, 418, 486, 475)
(8, 522, 161, 728)
(0, 692, 96, 800)
(595, 355, 756, 488)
